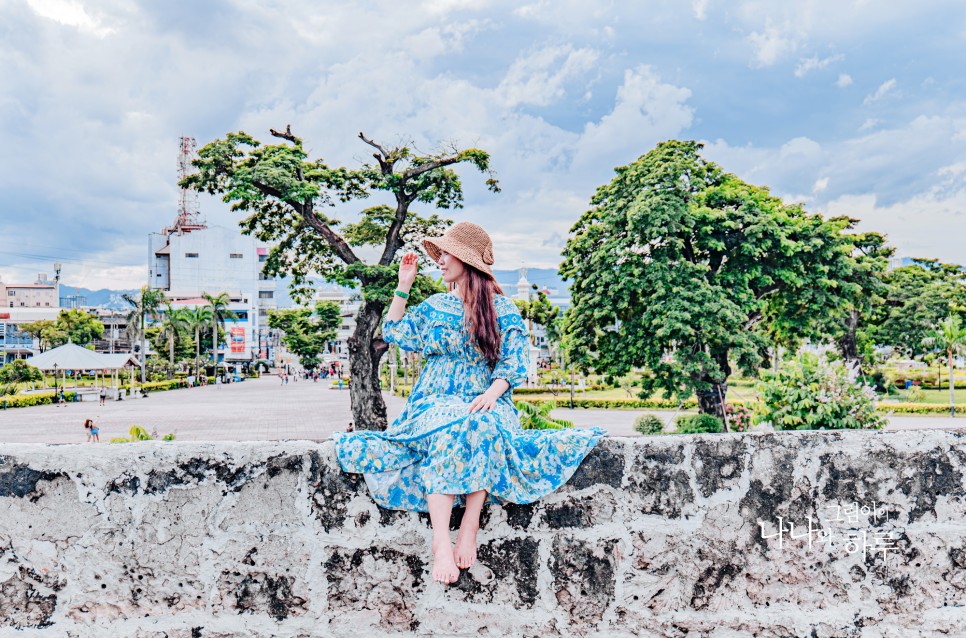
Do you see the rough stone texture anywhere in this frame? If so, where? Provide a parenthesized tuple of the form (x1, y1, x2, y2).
(1, 431, 966, 636)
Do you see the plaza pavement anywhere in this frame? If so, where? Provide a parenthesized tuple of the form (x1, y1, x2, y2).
(0, 375, 962, 445)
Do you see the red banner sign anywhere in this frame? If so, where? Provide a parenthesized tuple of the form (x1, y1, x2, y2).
(230, 327, 245, 353)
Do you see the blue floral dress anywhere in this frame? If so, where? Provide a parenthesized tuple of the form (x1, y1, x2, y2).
(332, 292, 605, 512)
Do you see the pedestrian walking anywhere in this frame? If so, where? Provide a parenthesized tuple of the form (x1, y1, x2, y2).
(99, 386, 106, 406)
(332, 222, 605, 585)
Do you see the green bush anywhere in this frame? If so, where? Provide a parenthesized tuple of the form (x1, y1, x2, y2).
(634, 414, 665, 435)
(141, 379, 185, 392)
(725, 403, 754, 432)
(110, 424, 175, 443)
(1, 391, 77, 408)
(675, 414, 723, 434)
(757, 353, 885, 430)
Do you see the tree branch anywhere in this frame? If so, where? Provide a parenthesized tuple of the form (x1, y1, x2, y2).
(250, 178, 362, 268)
(270, 125, 301, 146)
(358, 131, 389, 159)
(403, 155, 464, 180)
(303, 205, 363, 267)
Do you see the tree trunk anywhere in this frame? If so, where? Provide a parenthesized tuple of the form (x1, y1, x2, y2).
(140, 312, 147, 384)
(168, 333, 175, 379)
(212, 316, 218, 380)
(347, 299, 389, 431)
(694, 350, 731, 429)
(695, 382, 729, 421)
(837, 309, 861, 370)
(950, 350, 956, 418)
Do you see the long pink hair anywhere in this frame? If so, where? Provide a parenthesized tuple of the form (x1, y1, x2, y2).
(451, 265, 504, 367)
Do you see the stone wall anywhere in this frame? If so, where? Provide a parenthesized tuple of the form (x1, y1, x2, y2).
(1, 430, 965, 637)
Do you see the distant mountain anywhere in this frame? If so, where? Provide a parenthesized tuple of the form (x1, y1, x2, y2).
(64, 287, 138, 309)
(490, 267, 568, 294)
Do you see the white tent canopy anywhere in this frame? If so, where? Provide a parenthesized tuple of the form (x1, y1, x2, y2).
(27, 343, 140, 371)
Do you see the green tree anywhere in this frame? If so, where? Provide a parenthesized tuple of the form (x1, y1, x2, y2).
(155, 305, 193, 375)
(763, 230, 892, 371)
(0, 360, 43, 384)
(202, 292, 237, 379)
(183, 127, 498, 430)
(922, 315, 966, 417)
(18, 320, 56, 352)
(871, 259, 966, 357)
(561, 140, 866, 421)
(515, 286, 561, 344)
(268, 301, 342, 369)
(51, 309, 104, 346)
(123, 287, 166, 383)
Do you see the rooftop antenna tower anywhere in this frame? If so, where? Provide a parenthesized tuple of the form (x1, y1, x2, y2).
(169, 136, 206, 234)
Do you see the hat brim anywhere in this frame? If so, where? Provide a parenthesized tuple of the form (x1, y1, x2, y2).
(423, 236, 494, 278)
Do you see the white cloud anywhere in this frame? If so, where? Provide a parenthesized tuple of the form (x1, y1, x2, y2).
(864, 78, 897, 104)
(858, 118, 881, 132)
(794, 53, 843, 78)
(572, 65, 694, 174)
(25, 0, 114, 37)
(2, 0, 965, 288)
(497, 45, 599, 108)
(836, 73, 853, 88)
(827, 190, 966, 265)
(747, 20, 800, 67)
(692, 0, 711, 20)
(779, 136, 822, 160)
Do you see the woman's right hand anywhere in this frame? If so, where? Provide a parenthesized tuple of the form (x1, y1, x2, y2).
(398, 251, 418, 290)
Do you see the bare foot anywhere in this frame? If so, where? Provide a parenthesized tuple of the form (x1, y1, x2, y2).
(454, 522, 479, 570)
(432, 539, 459, 584)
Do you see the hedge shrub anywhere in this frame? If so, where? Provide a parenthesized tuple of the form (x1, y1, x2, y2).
(676, 414, 724, 434)
(516, 397, 703, 410)
(634, 414, 665, 435)
(1, 391, 77, 408)
(880, 402, 965, 415)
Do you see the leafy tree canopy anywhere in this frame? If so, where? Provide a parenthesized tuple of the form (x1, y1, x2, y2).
(0, 360, 43, 384)
(561, 140, 873, 417)
(268, 301, 343, 369)
(870, 258, 966, 357)
(51, 309, 104, 346)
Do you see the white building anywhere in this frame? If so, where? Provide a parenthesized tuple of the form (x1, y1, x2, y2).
(312, 284, 362, 369)
(148, 224, 277, 364)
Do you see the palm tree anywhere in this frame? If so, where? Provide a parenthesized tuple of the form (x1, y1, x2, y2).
(123, 286, 166, 384)
(157, 305, 191, 377)
(923, 315, 966, 417)
(514, 400, 574, 430)
(202, 292, 237, 381)
(187, 306, 213, 381)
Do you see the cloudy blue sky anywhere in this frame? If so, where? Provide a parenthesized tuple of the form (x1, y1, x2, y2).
(2, 0, 965, 289)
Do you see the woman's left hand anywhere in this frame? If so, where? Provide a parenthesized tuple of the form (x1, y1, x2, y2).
(468, 392, 499, 413)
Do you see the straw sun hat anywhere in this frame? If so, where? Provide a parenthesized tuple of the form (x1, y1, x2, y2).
(422, 221, 495, 279)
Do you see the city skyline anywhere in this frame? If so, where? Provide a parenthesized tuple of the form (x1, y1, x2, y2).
(2, 0, 965, 289)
